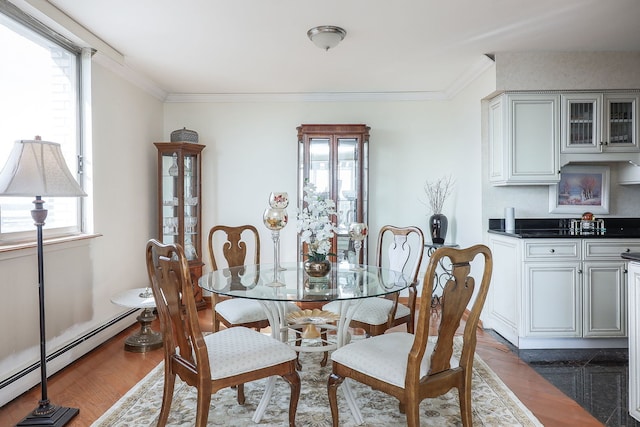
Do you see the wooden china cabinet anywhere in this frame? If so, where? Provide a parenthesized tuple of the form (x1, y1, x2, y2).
(154, 141, 206, 309)
(297, 124, 370, 264)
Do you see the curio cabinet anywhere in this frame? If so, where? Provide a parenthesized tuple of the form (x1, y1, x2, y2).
(155, 141, 206, 309)
(297, 124, 370, 264)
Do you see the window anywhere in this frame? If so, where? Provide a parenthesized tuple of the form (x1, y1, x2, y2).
(0, 4, 85, 242)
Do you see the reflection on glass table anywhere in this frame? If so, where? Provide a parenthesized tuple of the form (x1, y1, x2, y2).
(198, 261, 409, 424)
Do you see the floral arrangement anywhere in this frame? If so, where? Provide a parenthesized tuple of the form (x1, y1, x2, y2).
(423, 175, 454, 214)
(297, 182, 337, 261)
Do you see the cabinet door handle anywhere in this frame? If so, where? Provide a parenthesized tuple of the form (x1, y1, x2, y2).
(625, 269, 629, 274)
(578, 269, 583, 274)
(549, 248, 555, 253)
(626, 248, 631, 253)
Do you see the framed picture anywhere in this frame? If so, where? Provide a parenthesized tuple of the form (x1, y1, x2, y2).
(549, 165, 610, 214)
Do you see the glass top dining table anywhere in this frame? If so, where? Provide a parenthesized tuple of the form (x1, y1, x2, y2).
(198, 261, 410, 425)
(198, 261, 410, 303)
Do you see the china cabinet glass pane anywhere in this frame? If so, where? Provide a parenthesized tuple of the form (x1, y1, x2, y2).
(309, 138, 330, 195)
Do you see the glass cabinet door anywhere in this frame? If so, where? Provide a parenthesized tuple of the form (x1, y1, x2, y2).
(561, 94, 601, 152)
(155, 142, 206, 308)
(562, 93, 639, 153)
(604, 95, 638, 151)
(298, 124, 369, 264)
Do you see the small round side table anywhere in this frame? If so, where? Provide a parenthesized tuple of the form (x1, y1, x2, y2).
(110, 287, 163, 353)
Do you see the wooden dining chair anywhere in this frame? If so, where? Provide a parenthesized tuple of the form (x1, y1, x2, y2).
(327, 244, 493, 427)
(146, 239, 301, 427)
(208, 225, 273, 332)
(323, 225, 425, 336)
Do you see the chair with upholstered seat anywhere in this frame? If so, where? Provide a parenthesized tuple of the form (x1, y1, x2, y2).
(323, 225, 424, 336)
(208, 225, 277, 332)
(327, 244, 493, 427)
(146, 239, 300, 427)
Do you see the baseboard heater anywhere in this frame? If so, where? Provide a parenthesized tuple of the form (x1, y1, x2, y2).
(0, 308, 137, 391)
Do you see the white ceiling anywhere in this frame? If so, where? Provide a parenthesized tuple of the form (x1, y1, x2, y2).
(37, 0, 640, 97)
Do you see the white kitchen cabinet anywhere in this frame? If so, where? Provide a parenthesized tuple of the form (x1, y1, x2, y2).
(582, 261, 626, 337)
(523, 240, 582, 338)
(524, 261, 581, 337)
(561, 92, 639, 154)
(488, 93, 560, 185)
(485, 235, 520, 344)
(486, 235, 637, 348)
(628, 260, 640, 422)
(561, 93, 602, 152)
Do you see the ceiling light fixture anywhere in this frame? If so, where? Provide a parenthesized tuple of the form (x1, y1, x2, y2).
(307, 25, 346, 51)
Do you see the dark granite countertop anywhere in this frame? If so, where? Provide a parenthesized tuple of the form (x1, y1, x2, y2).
(488, 218, 640, 239)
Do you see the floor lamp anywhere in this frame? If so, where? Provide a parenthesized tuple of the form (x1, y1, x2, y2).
(0, 138, 86, 426)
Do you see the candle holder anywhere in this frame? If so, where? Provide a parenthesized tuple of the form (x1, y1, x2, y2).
(348, 222, 368, 271)
(268, 192, 289, 271)
(263, 206, 288, 287)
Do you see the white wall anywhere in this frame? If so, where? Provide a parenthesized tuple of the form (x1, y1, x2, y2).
(0, 59, 163, 406)
(163, 67, 496, 281)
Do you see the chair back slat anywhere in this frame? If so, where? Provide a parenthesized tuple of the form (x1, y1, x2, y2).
(429, 262, 475, 374)
(208, 225, 260, 271)
(410, 244, 492, 379)
(376, 225, 424, 283)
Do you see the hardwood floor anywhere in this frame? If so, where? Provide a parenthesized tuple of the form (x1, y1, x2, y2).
(0, 307, 603, 426)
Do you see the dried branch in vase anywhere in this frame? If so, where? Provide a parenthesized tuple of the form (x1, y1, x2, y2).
(423, 175, 454, 214)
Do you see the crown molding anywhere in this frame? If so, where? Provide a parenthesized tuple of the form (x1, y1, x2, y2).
(164, 55, 495, 103)
(92, 52, 168, 101)
(443, 55, 496, 99)
(164, 91, 450, 103)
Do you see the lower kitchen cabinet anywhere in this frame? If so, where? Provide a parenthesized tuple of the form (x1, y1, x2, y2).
(583, 261, 626, 337)
(628, 260, 640, 421)
(525, 261, 581, 337)
(487, 235, 637, 348)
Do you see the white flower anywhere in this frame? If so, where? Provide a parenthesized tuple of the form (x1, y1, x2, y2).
(297, 182, 337, 261)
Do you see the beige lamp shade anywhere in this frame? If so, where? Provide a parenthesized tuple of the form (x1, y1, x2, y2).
(0, 139, 86, 197)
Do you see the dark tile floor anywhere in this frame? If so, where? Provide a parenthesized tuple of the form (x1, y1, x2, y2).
(487, 331, 639, 427)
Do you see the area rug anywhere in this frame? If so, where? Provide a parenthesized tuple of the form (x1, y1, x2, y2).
(92, 337, 542, 426)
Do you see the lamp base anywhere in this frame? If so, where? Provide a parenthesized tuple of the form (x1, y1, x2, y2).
(17, 403, 79, 426)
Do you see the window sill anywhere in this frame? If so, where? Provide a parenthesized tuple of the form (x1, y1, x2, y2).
(0, 233, 102, 253)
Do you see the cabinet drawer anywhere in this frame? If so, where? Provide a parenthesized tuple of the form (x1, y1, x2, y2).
(524, 240, 580, 260)
(584, 240, 640, 260)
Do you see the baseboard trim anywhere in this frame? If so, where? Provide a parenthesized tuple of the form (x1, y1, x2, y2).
(0, 309, 139, 407)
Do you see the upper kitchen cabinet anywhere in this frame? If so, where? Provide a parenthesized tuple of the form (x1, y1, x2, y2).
(561, 92, 639, 154)
(297, 124, 369, 263)
(489, 93, 560, 186)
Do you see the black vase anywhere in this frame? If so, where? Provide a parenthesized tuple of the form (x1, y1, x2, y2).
(429, 213, 448, 244)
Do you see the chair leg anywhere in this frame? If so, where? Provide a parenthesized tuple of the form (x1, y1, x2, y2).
(407, 313, 415, 334)
(158, 370, 176, 427)
(212, 311, 221, 333)
(194, 389, 212, 427)
(320, 329, 329, 367)
(405, 397, 420, 427)
(459, 371, 473, 426)
(236, 383, 245, 405)
(327, 373, 345, 427)
(295, 331, 303, 370)
(282, 369, 301, 427)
